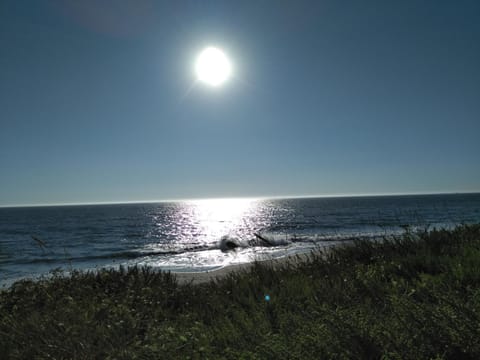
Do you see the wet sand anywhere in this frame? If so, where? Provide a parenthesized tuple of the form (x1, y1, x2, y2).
(172, 252, 315, 285)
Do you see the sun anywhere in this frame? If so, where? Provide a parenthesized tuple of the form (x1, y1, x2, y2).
(195, 47, 232, 87)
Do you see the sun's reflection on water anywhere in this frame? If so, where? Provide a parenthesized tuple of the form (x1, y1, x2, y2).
(186, 198, 258, 241)
(130, 198, 332, 271)
(139, 198, 269, 271)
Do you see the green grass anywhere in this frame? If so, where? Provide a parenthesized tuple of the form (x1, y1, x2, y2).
(1, 225, 480, 359)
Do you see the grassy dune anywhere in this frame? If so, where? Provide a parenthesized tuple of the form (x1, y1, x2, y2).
(1, 225, 480, 359)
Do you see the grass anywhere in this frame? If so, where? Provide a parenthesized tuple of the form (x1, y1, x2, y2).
(1, 225, 480, 359)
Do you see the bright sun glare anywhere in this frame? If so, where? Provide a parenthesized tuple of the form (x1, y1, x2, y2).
(195, 47, 232, 87)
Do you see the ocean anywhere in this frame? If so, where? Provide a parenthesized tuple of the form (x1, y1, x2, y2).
(1, 193, 479, 286)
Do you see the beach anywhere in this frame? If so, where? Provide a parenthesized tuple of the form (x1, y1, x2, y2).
(173, 252, 314, 284)
(2, 225, 480, 358)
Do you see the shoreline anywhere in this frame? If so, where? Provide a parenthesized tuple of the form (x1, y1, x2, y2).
(0, 250, 318, 289)
(172, 251, 315, 285)
(1, 242, 336, 290)
(2, 225, 479, 358)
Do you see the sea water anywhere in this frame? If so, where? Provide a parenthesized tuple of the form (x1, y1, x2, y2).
(1, 193, 479, 286)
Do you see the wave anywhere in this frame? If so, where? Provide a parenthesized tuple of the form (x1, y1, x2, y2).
(11, 229, 409, 267)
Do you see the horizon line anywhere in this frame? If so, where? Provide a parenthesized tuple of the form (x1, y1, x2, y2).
(1, 190, 479, 209)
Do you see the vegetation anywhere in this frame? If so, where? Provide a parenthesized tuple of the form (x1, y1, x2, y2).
(1, 225, 480, 359)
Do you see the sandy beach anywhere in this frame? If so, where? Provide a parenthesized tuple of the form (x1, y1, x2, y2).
(172, 252, 314, 285)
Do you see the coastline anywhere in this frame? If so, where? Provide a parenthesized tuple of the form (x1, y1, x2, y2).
(2, 194, 479, 287)
(2, 225, 480, 358)
(172, 251, 315, 285)
(0, 250, 317, 289)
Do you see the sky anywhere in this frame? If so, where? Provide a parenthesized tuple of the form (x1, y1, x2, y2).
(0, 0, 479, 206)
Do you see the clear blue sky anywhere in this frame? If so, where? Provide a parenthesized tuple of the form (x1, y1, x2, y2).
(1, 0, 479, 206)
